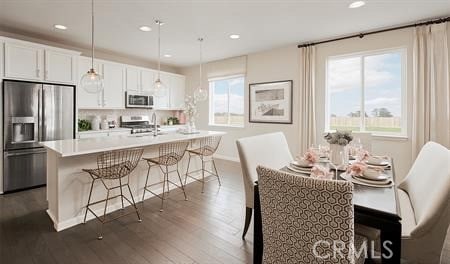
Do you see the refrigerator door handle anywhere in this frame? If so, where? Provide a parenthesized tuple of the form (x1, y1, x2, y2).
(38, 86, 43, 142)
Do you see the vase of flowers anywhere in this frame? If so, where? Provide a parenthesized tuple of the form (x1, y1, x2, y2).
(184, 95, 198, 132)
(324, 131, 353, 166)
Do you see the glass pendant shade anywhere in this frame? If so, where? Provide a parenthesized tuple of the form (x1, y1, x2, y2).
(153, 78, 167, 97)
(194, 86, 208, 101)
(81, 68, 103, 94)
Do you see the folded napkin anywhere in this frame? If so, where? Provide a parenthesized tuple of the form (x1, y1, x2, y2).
(310, 165, 333, 180)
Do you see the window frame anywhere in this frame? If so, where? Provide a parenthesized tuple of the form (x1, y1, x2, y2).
(208, 74, 245, 128)
(325, 47, 407, 137)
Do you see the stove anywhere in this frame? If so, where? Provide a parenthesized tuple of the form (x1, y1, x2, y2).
(120, 115, 159, 134)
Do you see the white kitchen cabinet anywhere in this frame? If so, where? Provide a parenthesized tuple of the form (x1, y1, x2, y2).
(44, 50, 76, 84)
(102, 62, 125, 108)
(125, 67, 140, 92)
(170, 75, 186, 109)
(77, 56, 103, 109)
(4, 42, 43, 81)
(140, 69, 155, 93)
(154, 72, 171, 109)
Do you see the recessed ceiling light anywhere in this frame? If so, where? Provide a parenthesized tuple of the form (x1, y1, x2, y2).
(349, 1, 365, 8)
(163, 54, 172, 58)
(54, 24, 67, 30)
(229, 34, 240, 39)
(139, 25, 152, 32)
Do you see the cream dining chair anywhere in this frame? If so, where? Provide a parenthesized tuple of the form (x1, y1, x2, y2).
(441, 224, 450, 264)
(236, 132, 293, 239)
(397, 141, 450, 263)
(257, 165, 367, 264)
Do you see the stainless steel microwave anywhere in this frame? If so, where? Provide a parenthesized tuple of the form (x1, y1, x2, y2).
(125, 92, 154, 108)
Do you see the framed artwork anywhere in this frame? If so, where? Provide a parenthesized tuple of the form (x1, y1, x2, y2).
(249, 80, 293, 124)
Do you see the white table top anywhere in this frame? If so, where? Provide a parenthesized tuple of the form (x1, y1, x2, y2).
(40, 130, 226, 157)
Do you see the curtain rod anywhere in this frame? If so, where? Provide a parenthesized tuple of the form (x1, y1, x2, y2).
(297, 16, 450, 48)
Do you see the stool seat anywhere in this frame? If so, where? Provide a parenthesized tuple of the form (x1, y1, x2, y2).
(187, 147, 215, 156)
(143, 154, 183, 166)
(82, 161, 133, 179)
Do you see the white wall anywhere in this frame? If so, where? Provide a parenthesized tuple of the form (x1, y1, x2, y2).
(181, 46, 300, 161)
(181, 24, 450, 181)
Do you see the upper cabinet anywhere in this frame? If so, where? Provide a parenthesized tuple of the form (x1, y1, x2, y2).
(77, 57, 125, 109)
(170, 74, 186, 109)
(140, 69, 155, 92)
(102, 62, 125, 109)
(44, 50, 77, 84)
(125, 67, 155, 94)
(1, 37, 186, 111)
(3, 38, 79, 84)
(4, 42, 43, 81)
(125, 67, 140, 92)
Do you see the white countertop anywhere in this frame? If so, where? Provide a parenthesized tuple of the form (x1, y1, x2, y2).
(77, 128, 132, 134)
(40, 130, 226, 157)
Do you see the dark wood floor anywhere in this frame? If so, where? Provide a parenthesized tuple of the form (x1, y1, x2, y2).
(0, 160, 254, 264)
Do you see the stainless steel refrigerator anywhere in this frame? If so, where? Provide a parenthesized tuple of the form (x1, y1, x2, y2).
(3, 80, 74, 192)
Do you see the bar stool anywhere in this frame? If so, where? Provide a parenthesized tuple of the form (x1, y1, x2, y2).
(82, 148, 144, 240)
(184, 136, 222, 193)
(142, 141, 189, 212)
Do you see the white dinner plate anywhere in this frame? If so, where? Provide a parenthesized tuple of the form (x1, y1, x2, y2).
(290, 160, 313, 168)
(340, 172, 394, 188)
(286, 165, 311, 175)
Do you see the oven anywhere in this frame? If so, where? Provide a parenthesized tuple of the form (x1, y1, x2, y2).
(125, 92, 154, 108)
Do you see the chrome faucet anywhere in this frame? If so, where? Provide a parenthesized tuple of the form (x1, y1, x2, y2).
(151, 112, 158, 136)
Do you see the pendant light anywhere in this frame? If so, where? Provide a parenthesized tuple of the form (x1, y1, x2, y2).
(194, 38, 208, 101)
(80, 0, 103, 94)
(153, 19, 167, 97)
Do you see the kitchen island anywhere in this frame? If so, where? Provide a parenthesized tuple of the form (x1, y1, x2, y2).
(40, 130, 226, 231)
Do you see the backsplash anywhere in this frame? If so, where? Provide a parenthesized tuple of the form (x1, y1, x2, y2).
(78, 109, 184, 127)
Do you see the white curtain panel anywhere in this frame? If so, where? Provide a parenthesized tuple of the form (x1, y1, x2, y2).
(412, 23, 450, 158)
(298, 46, 316, 154)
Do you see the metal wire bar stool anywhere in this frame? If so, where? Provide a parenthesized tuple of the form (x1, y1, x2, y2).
(142, 141, 189, 212)
(82, 148, 144, 240)
(184, 136, 222, 193)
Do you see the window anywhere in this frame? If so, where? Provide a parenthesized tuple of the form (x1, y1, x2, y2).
(326, 49, 406, 136)
(209, 75, 245, 127)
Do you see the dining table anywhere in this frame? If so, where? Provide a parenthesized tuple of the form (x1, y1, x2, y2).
(253, 159, 402, 264)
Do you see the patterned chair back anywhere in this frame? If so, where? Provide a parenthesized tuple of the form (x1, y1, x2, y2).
(257, 166, 358, 264)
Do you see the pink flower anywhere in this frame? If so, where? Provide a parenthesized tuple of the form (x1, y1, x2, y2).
(303, 149, 318, 164)
(311, 165, 333, 180)
(356, 149, 370, 162)
(347, 162, 368, 176)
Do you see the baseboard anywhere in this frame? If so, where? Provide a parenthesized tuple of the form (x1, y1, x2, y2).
(50, 177, 198, 232)
(213, 154, 240, 163)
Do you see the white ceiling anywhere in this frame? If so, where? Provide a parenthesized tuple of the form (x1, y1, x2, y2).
(1, 0, 449, 67)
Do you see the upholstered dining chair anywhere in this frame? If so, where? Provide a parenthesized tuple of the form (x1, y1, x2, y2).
(257, 166, 367, 264)
(236, 132, 293, 239)
(397, 141, 450, 263)
(441, 224, 450, 264)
